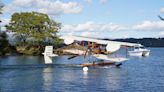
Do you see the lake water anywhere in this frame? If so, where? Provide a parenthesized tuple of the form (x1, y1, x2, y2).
(0, 48, 164, 92)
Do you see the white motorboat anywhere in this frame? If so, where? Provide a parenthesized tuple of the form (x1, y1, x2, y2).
(128, 46, 150, 56)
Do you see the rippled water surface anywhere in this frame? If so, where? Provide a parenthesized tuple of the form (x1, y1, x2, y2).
(0, 48, 164, 92)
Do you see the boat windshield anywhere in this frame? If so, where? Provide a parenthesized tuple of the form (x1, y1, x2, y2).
(140, 47, 145, 49)
(134, 47, 140, 49)
(134, 46, 145, 49)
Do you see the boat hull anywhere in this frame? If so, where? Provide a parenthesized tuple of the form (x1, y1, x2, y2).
(128, 51, 143, 56)
(142, 51, 150, 56)
(128, 49, 150, 57)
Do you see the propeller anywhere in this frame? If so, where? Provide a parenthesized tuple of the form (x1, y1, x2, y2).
(106, 43, 120, 53)
(64, 38, 74, 45)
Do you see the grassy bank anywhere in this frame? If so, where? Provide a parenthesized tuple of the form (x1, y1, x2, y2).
(0, 45, 44, 56)
(16, 46, 43, 55)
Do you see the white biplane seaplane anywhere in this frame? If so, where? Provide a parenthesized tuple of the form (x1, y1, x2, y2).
(42, 35, 142, 71)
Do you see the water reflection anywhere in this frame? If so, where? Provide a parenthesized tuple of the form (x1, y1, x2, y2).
(42, 67, 53, 91)
(0, 56, 45, 65)
(83, 71, 88, 79)
(104, 68, 127, 91)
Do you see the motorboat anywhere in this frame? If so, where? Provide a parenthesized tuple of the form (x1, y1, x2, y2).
(128, 46, 150, 56)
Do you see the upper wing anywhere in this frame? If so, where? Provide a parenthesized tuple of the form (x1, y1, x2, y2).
(60, 35, 142, 53)
(60, 35, 142, 47)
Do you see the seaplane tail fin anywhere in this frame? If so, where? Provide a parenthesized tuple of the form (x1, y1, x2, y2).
(42, 46, 58, 64)
(44, 46, 53, 56)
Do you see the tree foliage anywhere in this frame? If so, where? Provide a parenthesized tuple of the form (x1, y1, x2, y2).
(0, 1, 4, 14)
(0, 1, 4, 23)
(6, 12, 61, 46)
(0, 32, 10, 55)
(0, 32, 8, 46)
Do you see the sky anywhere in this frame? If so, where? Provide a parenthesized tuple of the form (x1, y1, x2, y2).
(0, 0, 164, 38)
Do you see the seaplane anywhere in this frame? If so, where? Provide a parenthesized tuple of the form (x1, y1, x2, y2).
(42, 35, 143, 71)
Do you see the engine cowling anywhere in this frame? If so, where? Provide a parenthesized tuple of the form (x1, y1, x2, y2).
(106, 43, 120, 53)
(64, 38, 74, 45)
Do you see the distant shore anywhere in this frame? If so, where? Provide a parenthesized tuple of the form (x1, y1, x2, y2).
(110, 38, 164, 47)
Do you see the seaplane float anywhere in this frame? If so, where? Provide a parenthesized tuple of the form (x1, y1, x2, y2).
(42, 35, 147, 72)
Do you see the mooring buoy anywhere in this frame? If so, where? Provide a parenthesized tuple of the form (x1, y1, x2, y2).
(83, 67, 88, 72)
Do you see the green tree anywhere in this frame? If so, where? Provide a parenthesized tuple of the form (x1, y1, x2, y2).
(0, 32, 9, 55)
(0, 2, 16, 56)
(0, 1, 4, 23)
(6, 12, 61, 46)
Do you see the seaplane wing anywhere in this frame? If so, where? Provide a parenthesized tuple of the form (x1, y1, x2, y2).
(60, 35, 142, 53)
(60, 35, 142, 46)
